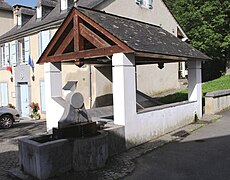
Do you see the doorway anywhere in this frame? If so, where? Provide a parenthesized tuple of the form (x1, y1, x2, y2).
(19, 83, 29, 117)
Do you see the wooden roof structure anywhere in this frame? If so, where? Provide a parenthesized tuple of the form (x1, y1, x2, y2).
(37, 7, 210, 66)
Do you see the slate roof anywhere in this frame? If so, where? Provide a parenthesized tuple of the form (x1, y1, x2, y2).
(78, 7, 210, 60)
(37, 0, 58, 8)
(0, 0, 106, 44)
(0, 1, 12, 11)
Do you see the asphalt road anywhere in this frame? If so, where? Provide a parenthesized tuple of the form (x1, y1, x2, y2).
(124, 110, 230, 180)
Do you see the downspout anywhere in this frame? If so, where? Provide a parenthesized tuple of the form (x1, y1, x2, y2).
(88, 65, 92, 108)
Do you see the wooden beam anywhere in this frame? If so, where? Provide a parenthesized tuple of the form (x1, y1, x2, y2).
(79, 23, 110, 48)
(38, 10, 75, 63)
(55, 29, 74, 55)
(75, 10, 134, 53)
(135, 52, 189, 61)
(73, 15, 84, 52)
(45, 45, 123, 63)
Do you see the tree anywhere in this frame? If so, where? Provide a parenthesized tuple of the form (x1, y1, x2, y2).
(164, 0, 230, 81)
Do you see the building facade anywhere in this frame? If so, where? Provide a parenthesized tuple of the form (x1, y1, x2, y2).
(0, 0, 13, 110)
(0, 0, 187, 118)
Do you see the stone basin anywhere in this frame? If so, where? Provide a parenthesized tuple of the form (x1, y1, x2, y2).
(19, 131, 108, 180)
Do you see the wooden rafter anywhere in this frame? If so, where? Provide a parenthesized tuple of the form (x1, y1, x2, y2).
(55, 29, 74, 55)
(79, 23, 110, 48)
(38, 10, 75, 62)
(45, 45, 123, 63)
(74, 15, 84, 52)
(75, 10, 133, 53)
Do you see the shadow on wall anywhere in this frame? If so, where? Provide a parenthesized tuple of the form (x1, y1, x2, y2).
(93, 94, 113, 108)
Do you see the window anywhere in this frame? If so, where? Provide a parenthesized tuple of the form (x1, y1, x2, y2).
(0, 45, 5, 68)
(0, 83, 9, 106)
(61, 0, 68, 11)
(136, 0, 153, 9)
(37, 6, 42, 19)
(17, 14, 22, 26)
(40, 80, 46, 113)
(11, 38, 28, 66)
(5, 43, 10, 67)
(18, 39, 25, 64)
(38, 30, 50, 57)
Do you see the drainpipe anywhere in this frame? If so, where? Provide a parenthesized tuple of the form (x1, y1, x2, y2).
(88, 65, 92, 108)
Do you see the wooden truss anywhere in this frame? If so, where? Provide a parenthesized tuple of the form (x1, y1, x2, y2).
(37, 8, 134, 66)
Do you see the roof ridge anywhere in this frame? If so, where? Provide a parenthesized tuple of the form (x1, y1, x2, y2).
(77, 6, 161, 29)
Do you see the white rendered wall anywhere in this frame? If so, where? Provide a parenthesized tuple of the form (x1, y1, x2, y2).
(44, 63, 64, 132)
(112, 53, 136, 127)
(130, 102, 197, 146)
(188, 61, 202, 118)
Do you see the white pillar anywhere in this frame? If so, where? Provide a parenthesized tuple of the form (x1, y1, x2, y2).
(188, 60, 202, 118)
(44, 62, 64, 132)
(112, 53, 136, 127)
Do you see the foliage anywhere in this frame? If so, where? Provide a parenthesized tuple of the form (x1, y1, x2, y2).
(202, 74, 230, 94)
(159, 74, 230, 104)
(7, 103, 15, 109)
(29, 102, 40, 120)
(164, 0, 230, 81)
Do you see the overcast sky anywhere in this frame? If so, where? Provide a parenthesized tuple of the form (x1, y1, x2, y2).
(6, 0, 37, 7)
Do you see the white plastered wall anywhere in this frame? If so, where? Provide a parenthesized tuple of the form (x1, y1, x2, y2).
(0, 10, 13, 36)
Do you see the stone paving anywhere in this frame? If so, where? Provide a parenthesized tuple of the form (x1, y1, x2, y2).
(0, 119, 46, 180)
(1, 115, 221, 180)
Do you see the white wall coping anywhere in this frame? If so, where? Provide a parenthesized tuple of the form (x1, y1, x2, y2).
(138, 101, 196, 114)
(205, 89, 230, 98)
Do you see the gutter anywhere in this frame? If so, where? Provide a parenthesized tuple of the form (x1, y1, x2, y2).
(0, 19, 64, 44)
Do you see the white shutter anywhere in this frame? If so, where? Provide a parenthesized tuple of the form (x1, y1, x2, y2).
(146, 0, 153, 8)
(5, 43, 10, 66)
(38, 32, 42, 56)
(42, 30, 50, 52)
(0, 46, 3, 68)
(40, 81, 46, 112)
(136, 0, 142, 5)
(0, 83, 9, 106)
(11, 41, 17, 66)
(24, 37, 30, 64)
(61, 0, 68, 11)
(1, 45, 5, 67)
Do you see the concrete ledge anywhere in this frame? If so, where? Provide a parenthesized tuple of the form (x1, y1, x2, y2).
(205, 89, 230, 114)
(206, 89, 230, 98)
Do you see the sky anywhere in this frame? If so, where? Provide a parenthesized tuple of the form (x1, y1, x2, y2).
(6, 0, 37, 7)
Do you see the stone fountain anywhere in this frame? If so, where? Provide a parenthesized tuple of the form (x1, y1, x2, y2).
(19, 92, 108, 180)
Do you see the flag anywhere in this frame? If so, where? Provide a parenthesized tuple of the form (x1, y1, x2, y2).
(6, 66, 12, 74)
(28, 55, 34, 72)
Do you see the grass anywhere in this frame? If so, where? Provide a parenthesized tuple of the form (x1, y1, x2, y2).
(158, 74, 230, 104)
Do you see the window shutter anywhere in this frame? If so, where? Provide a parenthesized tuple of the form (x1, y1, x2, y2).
(136, 0, 142, 5)
(0, 83, 9, 106)
(24, 37, 30, 64)
(38, 32, 42, 56)
(40, 81, 46, 112)
(42, 30, 50, 52)
(0, 46, 3, 68)
(11, 41, 17, 66)
(147, 0, 153, 9)
(5, 43, 10, 66)
(61, 0, 68, 11)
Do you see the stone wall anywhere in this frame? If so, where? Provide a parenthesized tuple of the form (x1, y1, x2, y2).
(205, 89, 230, 114)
